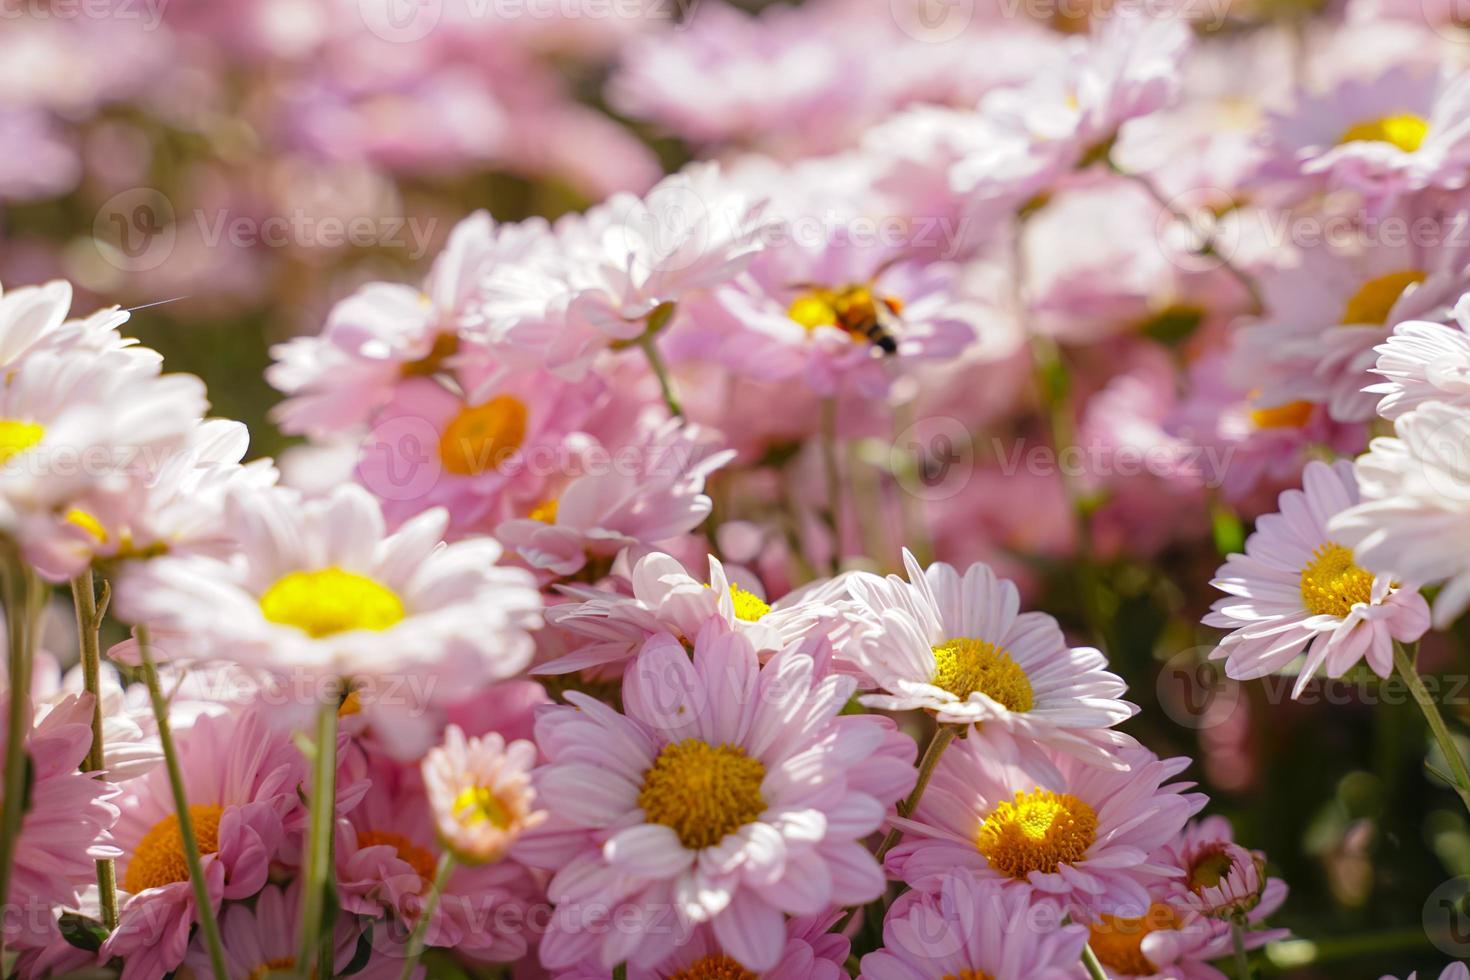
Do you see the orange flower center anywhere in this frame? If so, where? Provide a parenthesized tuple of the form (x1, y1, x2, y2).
(124, 804, 224, 893)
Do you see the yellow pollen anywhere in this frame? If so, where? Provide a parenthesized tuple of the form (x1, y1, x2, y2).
(1299, 542, 1374, 618)
(1088, 903, 1182, 976)
(452, 785, 513, 829)
(638, 739, 766, 850)
(65, 508, 108, 543)
(356, 829, 437, 885)
(1341, 269, 1426, 325)
(665, 954, 758, 980)
(1338, 113, 1429, 153)
(976, 788, 1098, 878)
(529, 497, 559, 523)
(258, 567, 405, 639)
(0, 420, 44, 464)
(941, 972, 995, 980)
(1248, 399, 1314, 430)
(124, 804, 224, 893)
(440, 395, 528, 476)
(728, 584, 770, 622)
(930, 637, 1034, 712)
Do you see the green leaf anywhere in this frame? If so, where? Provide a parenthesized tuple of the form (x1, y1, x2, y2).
(58, 912, 108, 953)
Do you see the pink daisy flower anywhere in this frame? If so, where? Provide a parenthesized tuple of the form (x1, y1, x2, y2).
(114, 483, 541, 700)
(692, 251, 978, 400)
(101, 708, 303, 979)
(1157, 817, 1287, 925)
(355, 362, 601, 534)
(1086, 842, 1287, 980)
(1, 693, 120, 952)
(527, 623, 916, 972)
(1205, 459, 1430, 696)
(551, 911, 851, 980)
(421, 724, 545, 865)
(182, 882, 423, 980)
(885, 740, 1205, 919)
(1257, 65, 1470, 209)
(1230, 210, 1470, 423)
(337, 753, 541, 962)
(953, 12, 1193, 204)
(858, 869, 1089, 980)
(551, 162, 771, 352)
(495, 418, 734, 577)
(843, 550, 1138, 768)
(536, 550, 847, 676)
(268, 211, 553, 438)
(1167, 350, 1366, 503)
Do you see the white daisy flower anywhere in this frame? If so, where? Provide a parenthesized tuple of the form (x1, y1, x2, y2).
(1331, 401, 1470, 628)
(1369, 293, 1470, 420)
(843, 550, 1138, 768)
(114, 483, 542, 698)
(1208, 459, 1430, 694)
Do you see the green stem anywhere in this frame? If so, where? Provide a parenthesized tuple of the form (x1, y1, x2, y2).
(832, 724, 962, 936)
(0, 553, 40, 963)
(875, 724, 961, 861)
(298, 696, 341, 974)
(1082, 944, 1108, 980)
(1393, 640, 1470, 815)
(1232, 920, 1252, 980)
(638, 334, 684, 420)
(820, 397, 843, 574)
(137, 625, 228, 980)
(71, 569, 119, 932)
(398, 851, 456, 980)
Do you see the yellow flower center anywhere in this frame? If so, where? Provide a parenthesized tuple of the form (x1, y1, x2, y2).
(1089, 903, 1182, 977)
(1340, 269, 1426, 325)
(124, 804, 224, 893)
(1189, 846, 1236, 890)
(728, 584, 770, 622)
(356, 829, 437, 885)
(1248, 399, 1314, 430)
(528, 497, 559, 523)
(439, 395, 528, 476)
(976, 788, 1098, 878)
(666, 954, 757, 980)
(1338, 113, 1429, 153)
(0, 419, 44, 464)
(787, 285, 902, 343)
(930, 638, 1034, 712)
(1299, 542, 1374, 618)
(258, 567, 405, 639)
(638, 739, 766, 850)
(452, 785, 512, 829)
(941, 972, 995, 980)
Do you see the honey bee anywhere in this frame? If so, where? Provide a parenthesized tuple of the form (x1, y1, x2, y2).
(787, 282, 904, 356)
